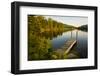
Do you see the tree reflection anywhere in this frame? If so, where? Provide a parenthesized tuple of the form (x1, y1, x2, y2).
(28, 15, 78, 60)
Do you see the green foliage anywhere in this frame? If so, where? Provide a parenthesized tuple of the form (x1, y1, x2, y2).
(28, 15, 76, 60)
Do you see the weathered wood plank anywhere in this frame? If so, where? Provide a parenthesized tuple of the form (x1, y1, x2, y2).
(55, 39, 76, 55)
(64, 40, 76, 54)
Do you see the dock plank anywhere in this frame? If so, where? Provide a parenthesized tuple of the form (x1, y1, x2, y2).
(55, 39, 76, 55)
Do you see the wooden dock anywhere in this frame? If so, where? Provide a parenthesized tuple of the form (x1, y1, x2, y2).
(55, 39, 77, 55)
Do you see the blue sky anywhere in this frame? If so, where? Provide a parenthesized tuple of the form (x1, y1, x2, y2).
(44, 15, 88, 27)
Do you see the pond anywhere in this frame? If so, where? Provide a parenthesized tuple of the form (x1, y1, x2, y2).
(51, 29, 88, 58)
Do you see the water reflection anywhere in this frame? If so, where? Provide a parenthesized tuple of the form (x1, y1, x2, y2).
(28, 29, 88, 60)
(51, 29, 88, 58)
(40, 30, 63, 40)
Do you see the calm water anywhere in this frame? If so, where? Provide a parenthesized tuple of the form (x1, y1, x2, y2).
(51, 29, 88, 58)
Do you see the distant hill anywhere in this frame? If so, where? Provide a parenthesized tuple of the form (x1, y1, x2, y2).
(78, 24, 88, 31)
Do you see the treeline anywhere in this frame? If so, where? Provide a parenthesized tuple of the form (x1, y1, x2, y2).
(77, 24, 88, 31)
(28, 15, 66, 34)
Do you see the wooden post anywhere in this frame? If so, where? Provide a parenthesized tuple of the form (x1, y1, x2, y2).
(76, 30, 78, 40)
(71, 28, 72, 39)
(76, 30, 78, 50)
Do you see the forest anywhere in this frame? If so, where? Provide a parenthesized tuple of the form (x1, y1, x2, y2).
(77, 24, 88, 31)
(28, 15, 76, 60)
